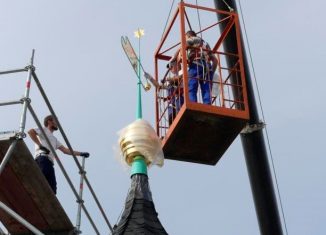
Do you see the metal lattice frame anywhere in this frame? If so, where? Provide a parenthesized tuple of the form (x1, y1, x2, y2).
(154, 2, 249, 138)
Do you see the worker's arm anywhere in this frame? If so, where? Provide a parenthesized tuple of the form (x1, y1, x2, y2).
(210, 54, 218, 74)
(144, 72, 161, 89)
(28, 129, 42, 146)
(171, 48, 180, 62)
(28, 128, 50, 154)
(58, 145, 89, 158)
(205, 42, 218, 74)
(166, 74, 182, 83)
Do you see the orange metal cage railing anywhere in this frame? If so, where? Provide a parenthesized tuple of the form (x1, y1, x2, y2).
(154, 2, 249, 139)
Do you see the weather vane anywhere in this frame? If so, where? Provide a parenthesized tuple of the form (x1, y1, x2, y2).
(121, 28, 151, 119)
(118, 28, 164, 176)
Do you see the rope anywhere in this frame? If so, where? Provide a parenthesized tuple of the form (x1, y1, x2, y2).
(160, 0, 176, 41)
(159, 0, 177, 129)
(221, 0, 234, 12)
(195, 0, 203, 38)
(237, 1, 289, 234)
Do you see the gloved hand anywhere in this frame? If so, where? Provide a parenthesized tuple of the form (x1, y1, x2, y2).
(80, 152, 90, 158)
(39, 145, 50, 154)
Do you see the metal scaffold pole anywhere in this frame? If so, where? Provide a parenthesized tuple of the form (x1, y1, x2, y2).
(75, 157, 86, 234)
(0, 202, 44, 235)
(19, 49, 35, 137)
(0, 68, 27, 75)
(27, 104, 101, 235)
(31, 71, 113, 233)
(0, 139, 18, 176)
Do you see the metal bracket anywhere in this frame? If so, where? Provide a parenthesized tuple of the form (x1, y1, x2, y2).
(15, 132, 26, 140)
(0, 130, 25, 140)
(24, 65, 36, 72)
(241, 121, 266, 134)
(72, 227, 81, 235)
(0, 131, 18, 140)
(76, 199, 84, 204)
(20, 97, 31, 104)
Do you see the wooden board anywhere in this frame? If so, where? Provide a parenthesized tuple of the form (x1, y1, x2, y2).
(0, 134, 74, 235)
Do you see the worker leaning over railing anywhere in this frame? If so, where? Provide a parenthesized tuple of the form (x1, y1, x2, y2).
(144, 58, 184, 125)
(28, 115, 89, 195)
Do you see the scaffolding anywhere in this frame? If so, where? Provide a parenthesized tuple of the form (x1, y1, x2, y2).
(0, 50, 113, 235)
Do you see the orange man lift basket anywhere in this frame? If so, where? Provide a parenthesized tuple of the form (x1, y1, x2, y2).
(154, 2, 249, 165)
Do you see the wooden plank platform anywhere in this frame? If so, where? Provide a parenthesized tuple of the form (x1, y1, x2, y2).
(0, 133, 74, 235)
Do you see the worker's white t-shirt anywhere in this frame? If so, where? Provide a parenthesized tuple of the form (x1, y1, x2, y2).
(34, 127, 62, 163)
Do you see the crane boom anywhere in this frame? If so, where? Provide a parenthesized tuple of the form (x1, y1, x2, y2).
(213, 1, 284, 234)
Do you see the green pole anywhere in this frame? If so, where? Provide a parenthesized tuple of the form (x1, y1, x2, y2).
(137, 79, 142, 119)
(131, 156, 148, 176)
(136, 30, 142, 119)
(132, 28, 147, 177)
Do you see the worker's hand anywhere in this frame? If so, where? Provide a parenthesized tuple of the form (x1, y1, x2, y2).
(166, 77, 175, 82)
(80, 152, 90, 158)
(39, 145, 50, 155)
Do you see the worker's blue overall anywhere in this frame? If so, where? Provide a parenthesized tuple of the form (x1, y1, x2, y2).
(35, 154, 57, 194)
(167, 81, 184, 124)
(188, 60, 212, 104)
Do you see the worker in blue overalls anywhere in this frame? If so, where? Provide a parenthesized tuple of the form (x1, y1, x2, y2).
(185, 30, 217, 104)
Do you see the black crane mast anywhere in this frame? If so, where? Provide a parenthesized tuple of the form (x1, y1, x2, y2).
(213, 1, 284, 234)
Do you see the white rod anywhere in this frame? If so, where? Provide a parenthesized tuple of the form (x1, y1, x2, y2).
(0, 201, 44, 235)
(75, 157, 86, 233)
(19, 49, 35, 134)
(0, 140, 18, 176)
(0, 100, 23, 107)
(0, 68, 27, 75)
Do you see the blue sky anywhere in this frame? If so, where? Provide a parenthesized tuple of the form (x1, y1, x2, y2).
(0, 0, 325, 234)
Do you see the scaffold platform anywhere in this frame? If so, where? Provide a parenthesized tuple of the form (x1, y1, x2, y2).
(0, 132, 74, 235)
